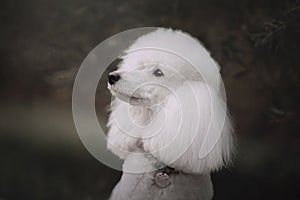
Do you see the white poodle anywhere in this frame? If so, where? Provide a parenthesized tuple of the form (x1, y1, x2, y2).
(107, 28, 235, 200)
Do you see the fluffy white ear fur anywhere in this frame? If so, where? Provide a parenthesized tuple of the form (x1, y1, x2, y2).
(142, 81, 234, 174)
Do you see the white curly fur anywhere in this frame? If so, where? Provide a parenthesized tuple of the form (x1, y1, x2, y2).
(107, 28, 235, 199)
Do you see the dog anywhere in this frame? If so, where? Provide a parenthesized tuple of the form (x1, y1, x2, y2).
(107, 28, 235, 200)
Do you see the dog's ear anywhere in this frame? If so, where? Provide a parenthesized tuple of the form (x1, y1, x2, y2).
(143, 81, 235, 174)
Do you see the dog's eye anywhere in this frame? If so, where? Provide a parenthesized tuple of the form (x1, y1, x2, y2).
(153, 69, 164, 77)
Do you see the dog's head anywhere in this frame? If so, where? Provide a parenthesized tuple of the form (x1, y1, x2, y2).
(106, 29, 235, 174)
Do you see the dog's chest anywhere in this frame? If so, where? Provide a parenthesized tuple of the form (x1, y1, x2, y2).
(110, 155, 213, 200)
(109, 171, 213, 200)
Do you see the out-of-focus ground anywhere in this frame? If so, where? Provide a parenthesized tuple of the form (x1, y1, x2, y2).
(0, 0, 299, 199)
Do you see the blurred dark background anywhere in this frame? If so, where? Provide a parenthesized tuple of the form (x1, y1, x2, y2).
(0, 0, 299, 199)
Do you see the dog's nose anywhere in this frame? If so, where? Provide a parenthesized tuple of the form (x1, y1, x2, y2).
(108, 74, 121, 85)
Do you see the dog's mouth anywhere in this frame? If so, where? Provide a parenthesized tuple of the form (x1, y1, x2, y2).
(109, 88, 148, 105)
(119, 93, 148, 105)
(129, 95, 145, 101)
